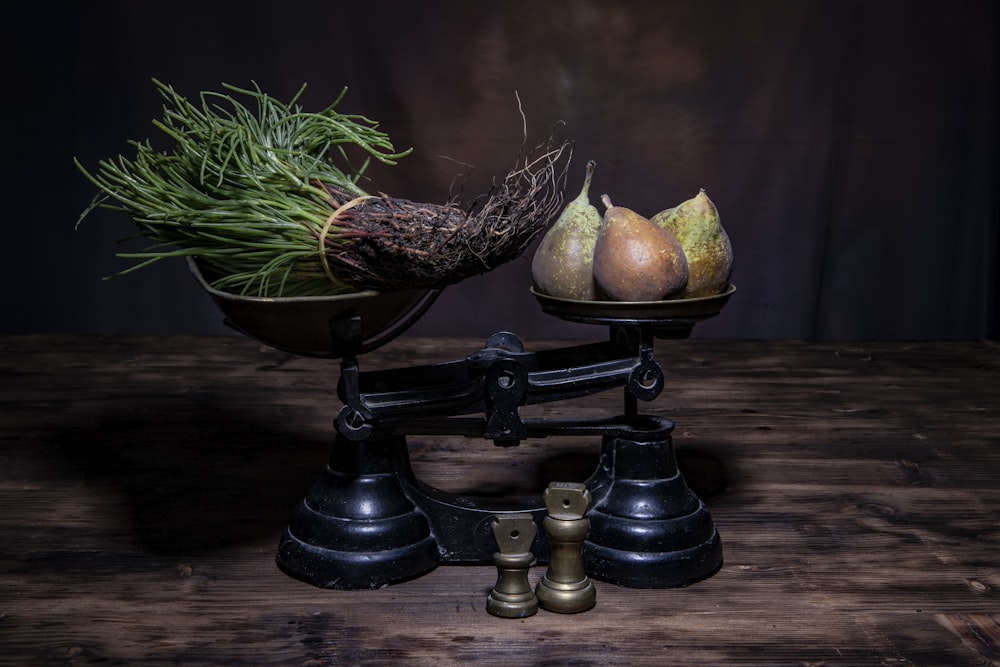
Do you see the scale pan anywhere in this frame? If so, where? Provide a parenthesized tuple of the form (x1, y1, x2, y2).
(188, 258, 439, 358)
(531, 284, 736, 337)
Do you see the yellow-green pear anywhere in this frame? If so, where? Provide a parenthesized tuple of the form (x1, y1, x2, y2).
(593, 194, 688, 301)
(653, 189, 732, 298)
(531, 160, 602, 300)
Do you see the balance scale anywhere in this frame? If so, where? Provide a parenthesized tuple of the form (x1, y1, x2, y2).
(191, 260, 735, 591)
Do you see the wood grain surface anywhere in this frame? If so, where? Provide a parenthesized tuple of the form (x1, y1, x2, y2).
(1, 335, 998, 666)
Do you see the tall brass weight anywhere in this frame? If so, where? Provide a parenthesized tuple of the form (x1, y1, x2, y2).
(535, 482, 597, 614)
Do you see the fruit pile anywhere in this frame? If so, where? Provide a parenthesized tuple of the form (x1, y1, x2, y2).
(531, 160, 733, 302)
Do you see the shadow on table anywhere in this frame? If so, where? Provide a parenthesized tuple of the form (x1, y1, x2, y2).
(41, 395, 730, 556)
(46, 396, 329, 554)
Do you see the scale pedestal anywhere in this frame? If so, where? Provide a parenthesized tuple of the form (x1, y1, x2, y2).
(277, 412, 720, 590)
(191, 260, 734, 590)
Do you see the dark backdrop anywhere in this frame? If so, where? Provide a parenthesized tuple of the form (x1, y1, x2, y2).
(5, 0, 997, 341)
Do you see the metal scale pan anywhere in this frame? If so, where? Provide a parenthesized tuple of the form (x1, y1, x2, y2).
(531, 284, 736, 338)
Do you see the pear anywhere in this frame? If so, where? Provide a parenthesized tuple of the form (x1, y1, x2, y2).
(531, 160, 603, 300)
(652, 188, 732, 298)
(593, 194, 688, 301)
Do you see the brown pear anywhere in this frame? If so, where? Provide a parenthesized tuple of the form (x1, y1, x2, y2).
(652, 189, 732, 298)
(531, 160, 602, 300)
(593, 194, 688, 301)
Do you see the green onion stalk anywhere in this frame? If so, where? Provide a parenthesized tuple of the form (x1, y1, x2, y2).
(76, 79, 572, 297)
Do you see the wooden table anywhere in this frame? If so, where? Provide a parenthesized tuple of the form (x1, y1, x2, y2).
(1, 335, 998, 666)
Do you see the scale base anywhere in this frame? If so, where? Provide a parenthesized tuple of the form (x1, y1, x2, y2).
(277, 416, 722, 590)
(584, 426, 722, 588)
(276, 433, 439, 589)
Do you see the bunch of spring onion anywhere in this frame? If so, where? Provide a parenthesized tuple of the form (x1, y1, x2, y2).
(75, 79, 571, 297)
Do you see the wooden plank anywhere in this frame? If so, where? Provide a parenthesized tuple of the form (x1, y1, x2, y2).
(1, 335, 998, 665)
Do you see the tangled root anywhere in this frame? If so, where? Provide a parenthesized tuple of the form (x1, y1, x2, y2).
(320, 132, 573, 292)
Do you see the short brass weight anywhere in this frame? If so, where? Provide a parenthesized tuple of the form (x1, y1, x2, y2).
(487, 514, 539, 618)
(535, 482, 597, 613)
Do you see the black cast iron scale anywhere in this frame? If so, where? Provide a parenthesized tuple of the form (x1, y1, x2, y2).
(191, 260, 735, 591)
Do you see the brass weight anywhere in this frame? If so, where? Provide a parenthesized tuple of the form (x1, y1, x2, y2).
(486, 514, 539, 618)
(535, 482, 597, 613)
